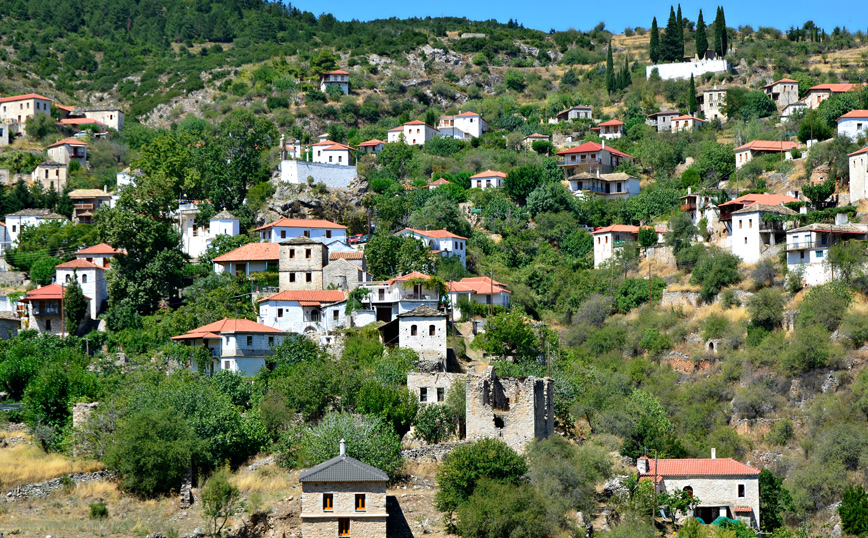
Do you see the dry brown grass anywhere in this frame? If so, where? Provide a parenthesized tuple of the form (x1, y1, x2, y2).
(688, 300, 750, 324)
(808, 45, 868, 72)
(402, 461, 440, 479)
(0, 444, 103, 487)
(231, 465, 297, 495)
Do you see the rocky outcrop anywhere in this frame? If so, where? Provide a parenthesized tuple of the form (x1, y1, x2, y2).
(401, 441, 471, 463)
(259, 181, 368, 228)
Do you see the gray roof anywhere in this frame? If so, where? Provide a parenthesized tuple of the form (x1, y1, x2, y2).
(36, 161, 67, 168)
(71, 106, 123, 113)
(211, 210, 238, 221)
(568, 172, 637, 182)
(397, 305, 445, 318)
(298, 455, 389, 483)
(788, 223, 868, 234)
(6, 208, 53, 217)
(731, 204, 797, 216)
(280, 236, 323, 246)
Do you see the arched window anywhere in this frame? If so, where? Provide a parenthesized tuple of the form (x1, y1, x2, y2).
(81, 274, 87, 284)
(429, 325, 435, 336)
(683, 486, 693, 498)
(411, 325, 417, 336)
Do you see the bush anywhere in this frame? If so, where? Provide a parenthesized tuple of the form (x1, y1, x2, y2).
(89, 501, 108, 519)
(780, 325, 835, 375)
(614, 277, 666, 313)
(750, 259, 777, 289)
(840, 485, 868, 537)
(841, 311, 868, 348)
(266, 96, 289, 109)
(455, 480, 550, 538)
(765, 419, 794, 446)
(201, 465, 244, 537)
(747, 288, 785, 331)
(702, 314, 728, 340)
(414, 403, 457, 444)
(797, 283, 851, 332)
(690, 249, 741, 302)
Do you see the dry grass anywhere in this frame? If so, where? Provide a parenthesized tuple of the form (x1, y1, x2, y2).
(0, 444, 103, 487)
(402, 461, 440, 479)
(807, 45, 868, 72)
(688, 300, 750, 324)
(232, 465, 297, 495)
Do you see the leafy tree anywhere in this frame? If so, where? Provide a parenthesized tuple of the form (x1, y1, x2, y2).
(649, 17, 660, 63)
(414, 403, 457, 444)
(840, 485, 868, 537)
(29, 256, 62, 286)
(526, 436, 613, 515)
(5, 220, 99, 272)
(802, 177, 835, 209)
(797, 283, 851, 332)
(199, 234, 256, 265)
(760, 469, 793, 532)
(561, 68, 578, 86)
(504, 164, 545, 205)
(407, 194, 472, 238)
(201, 465, 244, 537)
(456, 480, 550, 538)
(354, 381, 418, 437)
(26, 113, 58, 141)
(695, 10, 708, 57)
(269, 333, 327, 369)
(828, 240, 868, 283)
(689, 248, 741, 302)
(526, 183, 575, 217)
(64, 270, 88, 331)
(473, 310, 540, 363)
(666, 213, 697, 257)
(210, 370, 254, 409)
(615, 277, 666, 313)
(723, 88, 776, 120)
(780, 325, 835, 375)
(662, 6, 680, 62)
(531, 140, 553, 155)
(747, 288, 786, 331)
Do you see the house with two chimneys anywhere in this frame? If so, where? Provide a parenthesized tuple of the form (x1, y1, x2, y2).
(591, 225, 665, 268)
(734, 140, 800, 169)
(387, 121, 440, 146)
(637, 450, 761, 529)
(438, 111, 488, 139)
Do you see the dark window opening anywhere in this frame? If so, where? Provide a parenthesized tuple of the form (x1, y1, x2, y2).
(738, 484, 745, 498)
(437, 387, 445, 402)
(493, 415, 505, 428)
(420, 387, 427, 402)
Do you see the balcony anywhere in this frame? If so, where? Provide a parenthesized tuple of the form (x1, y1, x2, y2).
(681, 201, 697, 212)
(74, 203, 94, 210)
(558, 161, 613, 174)
(402, 293, 438, 301)
(787, 240, 816, 251)
(32, 303, 61, 316)
(758, 221, 786, 232)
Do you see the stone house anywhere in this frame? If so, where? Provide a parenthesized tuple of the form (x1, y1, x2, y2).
(75, 243, 119, 268)
(804, 83, 863, 109)
(407, 372, 467, 404)
(32, 162, 68, 191)
(68, 188, 113, 224)
(395, 228, 468, 267)
(171, 318, 284, 376)
(323, 256, 368, 291)
(762, 79, 799, 108)
(735, 140, 800, 169)
(591, 225, 665, 268)
(279, 236, 330, 291)
(395, 305, 447, 362)
(0, 312, 19, 340)
(438, 111, 488, 139)
(299, 440, 388, 538)
(469, 170, 506, 190)
(256, 217, 348, 244)
(357, 139, 385, 154)
(837, 110, 868, 141)
(47, 138, 87, 167)
(699, 87, 728, 121)
(597, 119, 625, 139)
(551, 105, 592, 123)
(850, 147, 868, 203)
(22, 284, 81, 336)
(4, 209, 68, 245)
(785, 220, 868, 286)
(386, 121, 440, 146)
(55, 259, 107, 321)
(258, 289, 348, 334)
(0, 93, 53, 134)
(556, 141, 634, 175)
(637, 450, 761, 529)
(465, 367, 554, 454)
(646, 110, 681, 132)
(319, 70, 350, 94)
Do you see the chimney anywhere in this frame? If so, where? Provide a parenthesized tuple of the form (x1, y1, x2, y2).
(340, 438, 346, 457)
(687, 186, 692, 195)
(104, 184, 107, 193)
(711, 448, 716, 459)
(836, 213, 849, 226)
(637, 457, 649, 474)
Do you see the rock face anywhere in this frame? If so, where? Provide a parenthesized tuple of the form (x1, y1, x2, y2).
(401, 441, 471, 463)
(259, 181, 368, 229)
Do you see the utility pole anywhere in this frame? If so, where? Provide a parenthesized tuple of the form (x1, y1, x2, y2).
(489, 270, 494, 317)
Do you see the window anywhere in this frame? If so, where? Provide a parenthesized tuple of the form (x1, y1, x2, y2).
(420, 387, 427, 402)
(223, 360, 230, 370)
(81, 274, 87, 284)
(278, 308, 284, 318)
(411, 324, 418, 336)
(279, 230, 286, 239)
(739, 220, 742, 229)
(268, 336, 274, 346)
(323, 494, 334, 511)
(338, 519, 350, 537)
(744, 237, 748, 244)
(289, 249, 295, 258)
(338, 156, 342, 163)
(306, 273, 312, 282)
(66, 274, 72, 283)
(437, 387, 445, 402)
(326, 230, 332, 238)
(333, 310, 339, 320)
(429, 325, 435, 336)
(304, 230, 311, 238)
(329, 156, 333, 162)
(748, 219, 753, 229)
(355, 494, 366, 511)
(246, 336, 253, 346)
(46, 319, 52, 331)
(816, 250, 824, 258)
(306, 249, 312, 259)
(738, 484, 745, 498)
(290, 273, 296, 283)
(193, 224, 198, 237)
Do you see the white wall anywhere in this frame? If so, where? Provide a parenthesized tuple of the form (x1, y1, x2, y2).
(645, 59, 728, 81)
(851, 152, 868, 203)
(399, 315, 446, 359)
(730, 211, 763, 263)
(56, 267, 106, 320)
(260, 226, 346, 243)
(84, 110, 124, 131)
(471, 176, 504, 189)
(661, 476, 760, 528)
(279, 160, 357, 190)
(592, 231, 636, 268)
(838, 118, 868, 141)
(312, 148, 352, 166)
(259, 300, 348, 334)
(210, 218, 240, 237)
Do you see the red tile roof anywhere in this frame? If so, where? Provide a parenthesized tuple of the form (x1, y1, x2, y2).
(638, 457, 760, 477)
(254, 218, 347, 232)
(358, 139, 386, 147)
(387, 126, 404, 132)
(172, 318, 283, 340)
(555, 142, 634, 159)
(47, 137, 87, 148)
(449, 276, 511, 295)
(0, 93, 52, 103)
(838, 109, 868, 120)
(762, 78, 798, 88)
(808, 83, 862, 93)
(397, 227, 468, 240)
(461, 276, 509, 288)
(526, 133, 549, 138)
(322, 143, 355, 151)
(592, 224, 665, 234)
(719, 193, 800, 208)
(23, 284, 90, 302)
(322, 69, 349, 75)
(76, 243, 119, 255)
(387, 271, 431, 284)
(734, 140, 799, 152)
(672, 115, 706, 121)
(57, 118, 107, 127)
(429, 178, 451, 186)
(456, 111, 480, 117)
(330, 251, 365, 260)
(598, 119, 625, 126)
(849, 147, 868, 156)
(258, 290, 347, 304)
(212, 242, 279, 263)
(55, 259, 105, 270)
(55, 104, 75, 112)
(734, 506, 754, 513)
(404, 120, 438, 129)
(470, 170, 507, 179)
(312, 139, 338, 146)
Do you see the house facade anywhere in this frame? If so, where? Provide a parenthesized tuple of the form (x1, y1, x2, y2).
(32, 162, 68, 191)
(837, 110, 868, 140)
(735, 140, 800, 169)
(22, 284, 79, 336)
(55, 259, 107, 321)
(75, 243, 119, 268)
(786, 222, 868, 286)
(591, 225, 664, 268)
(360, 272, 440, 322)
(671, 115, 707, 133)
(850, 147, 868, 203)
(0, 94, 52, 135)
(804, 83, 863, 109)
(47, 138, 87, 167)
(647, 110, 681, 132)
(469, 170, 507, 190)
(551, 105, 592, 123)
(556, 141, 634, 175)
(762, 79, 799, 108)
(70, 106, 125, 131)
(386, 121, 440, 146)
(68, 189, 113, 224)
(258, 290, 348, 335)
(212, 242, 279, 276)
(597, 119, 625, 139)
(298, 440, 388, 538)
(177, 202, 241, 259)
(319, 70, 350, 94)
(256, 218, 347, 244)
(278, 236, 330, 291)
(699, 88, 728, 121)
(312, 142, 355, 165)
(782, 100, 808, 119)
(395, 305, 447, 362)
(566, 172, 640, 200)
(680, 188, 720, 229)
(637, 452, 761, 529)
(4, 209, 68, 245)
(730, 204, 797, 264)
(395, 228, 467, 267)
(171, 318, 284, 376)
(357, 139, 385, 154)
(448, 276, 511, 320)
(438, 111, 488, 139)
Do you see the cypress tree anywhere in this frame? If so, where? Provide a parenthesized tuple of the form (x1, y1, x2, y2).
(688, 74, 697, 115)
(623, 56, 632, 89)
(713, 7, 723, 56)
(695, 9, 707, 58)
(606, 42, 615, 93)
(676, 4, 684, 60)
(663, 6, 678, 62)
(64, 270, 88, 334)
(649, 17, 660, 63)
(719, 6, 727, 53)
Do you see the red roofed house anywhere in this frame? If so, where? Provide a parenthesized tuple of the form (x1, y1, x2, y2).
(47, 138, 87, 167)
(396, 228, 467, 267)
(172, 318, 284, 376)
(55, 258, 107, 321)
(319, 69, 349, 94)
(591, 225, 664, 268)
(448, 277, 511, 320)
(56, 118, 108, 132)
(312, 141, 355, 166)
(22, 284, 89, 336)
(734, 140, 800, 170)
(256, 217, 348, 244)
(671, 115, 708, 134)
(717, 193, 800, 224)
(386, 121, 440, 146)
(76, 243, 120, 268)
(469, 170, 507, 190)
(850, 147, 868, 203)
(258, 289, 348, 334)
(804, 83, 864, 109)
(427, 178, 451, 190)
(438, 111, 489, 139)
(762, 79, 799, 108)
(637, 450, 760, 529)
(0, 94, 52, 135)
(598, 119, 625, 140)
(67, 106, 124, 131)
(212, 242, 279, 277)
(357, 139, 386, 154)
(837, 110, 868, 140)
(556, 141, 634, 175)
(359, 272, 441, 323)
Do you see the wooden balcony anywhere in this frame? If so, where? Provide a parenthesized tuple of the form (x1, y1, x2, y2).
(681, 201, 697, 212)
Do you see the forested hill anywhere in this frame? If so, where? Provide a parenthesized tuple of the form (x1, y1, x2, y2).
(0, 0, 566, 117)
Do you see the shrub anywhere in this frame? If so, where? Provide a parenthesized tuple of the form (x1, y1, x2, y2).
(201, 465, 244, 537)
(780, 325, 835, 375)
(747, 288, 785, 330)
(702, 314, 728, 340)
(455, 480, 550, 538)
(841, 311, 868, 348)
(690, 249, 741, 302)
(614, 277, 666, 313)
(89, 502, 108, 519)
(840, 485, 868, 537)
(720, 289, 741, 309)
(266, 96, 289, 109)
(750, 259, 777, 289)
(797, 283, 851, 332)
(765, 419, 794, 446)
(414, 404, 457, 445)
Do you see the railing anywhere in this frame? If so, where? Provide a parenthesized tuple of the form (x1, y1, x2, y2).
(402, 294, 438, 301)
(758, 221, 786, 232)
(613, 240, 626, 247)
(787, 240, 815, 251)
(32, 304, 61, 316)
(681, 202, 697, 212)
(232, 348, 275, 357)
(74, 203, 94, 210)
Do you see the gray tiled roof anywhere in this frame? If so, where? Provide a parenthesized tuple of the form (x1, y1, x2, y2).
(397, 305, 444, 318)
(211, 210, 238, 220)
(298, 455, 389, 483)
(280, 235, 323, 246)
(6, 208, 53, 217)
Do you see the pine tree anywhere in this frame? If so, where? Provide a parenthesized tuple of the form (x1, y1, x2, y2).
(649, 17, 660, 63)
(695, 10, 708, 58)
(622, 56, 632, 89)
(606, 42, 615, 93)
(663, 6, 679, 62)
(64, 270, 88, 335)
(676, 4, 684, 60)
(688, 74, 697, 115)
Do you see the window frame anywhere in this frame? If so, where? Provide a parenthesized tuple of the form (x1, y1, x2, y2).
(323, 493, 334, 512)
(355, 494, 366, 511)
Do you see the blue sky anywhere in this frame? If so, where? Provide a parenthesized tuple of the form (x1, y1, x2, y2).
(290, 0, 866, 34)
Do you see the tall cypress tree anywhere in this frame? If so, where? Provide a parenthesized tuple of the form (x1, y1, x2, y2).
(695, 10, 708, 58)
(719, 6, 727, 53)
(649, 17, 660, 63)
(688, 74, 697, 115)
(676, 4, 684, 60)
(622, 56, 632, 89)
(713, 7, 724, 56)
(606, 42, 615, 93)
(663, 6, 678, 62)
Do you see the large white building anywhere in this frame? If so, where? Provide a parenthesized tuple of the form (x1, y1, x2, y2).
(55, 259, 107, 321)
(312, 141, 355, 165)
(258, 289, 348, 335)
(438, 112, 488, 139)
(255, 217, 347, 244)
(172, 318, 284, 376)
(177, 204, 241, 260)
(591, 224, 664, 268)
(386, 121, 440, 146)
(786, 222, 868, 286)
(850, 147, 868, 203)
(729, 204, 797, 264)
(837, 110, 868, 141)
(396, 228, 467, 267)
(644, 57, 728, 81)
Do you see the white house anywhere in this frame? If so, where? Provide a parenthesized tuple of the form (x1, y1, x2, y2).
(566, 172, 640, 200)
(782, 100, 808, 119)
(171, 318, 284, 377)
(551, 105, 592, 123)
(75, 243, 119, 268)
(212, 242, 279, 276)
(762, 79, 799, 108)
(671, 115, 707, 133)
(730, 204, 797, 264)
(46, 138, 87, 167)
(786, 222, 868, 286)
(256, 217, 347, 243)
(680, 188, 720, 229)
(448, 277, 511, 321)
(699, 87, 728, 121)
(357, 139, 386, 154)
(22, 284, 82, 336)
(177, 203, 241, 259)
(4, 209, 68, 245)
(837, 110, 868, 140)
(646, 110, 681, 132)
(396, 228, 467, 267)
(469, 170, 507, 190)
(312, 142, 355, 165)
(116, 167, 140, 189)
(591, 224, 664, 268)
(556, 141, 634, 175)
(427, 178, 452, 190)
(718, 193, 800, 234)
(597, 119, 625, 139)
(360, 272, 441, 322)
(55, 259, 107, 321)
(637, 451, 761, 529)
(393, 306, 447, 362)
(32, 162, 68, 191)
(69, 106, 125, 131)
(319, 69, 349, 94)
(386, 121, 440, 146)
(850, 147, 868, 203)
(438, 111, 488, 139)
(734, 140, 800, 169)
(257, 289, 348, 335)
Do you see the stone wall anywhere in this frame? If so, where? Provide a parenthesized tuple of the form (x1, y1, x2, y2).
(400, 441, 471, 463)
(465, 367, 554, 454)
(661, 290, 702, 308)
(646, 245, 676, 268)
(660, 475, 760, 529)
(301, 481, 387, 538)
(72, 402, 99, 428)
(406, 372, 467, 405)
(280, 160, 358, 190)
